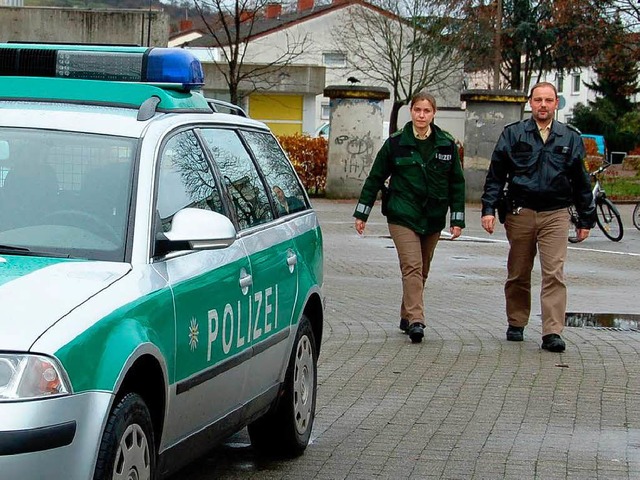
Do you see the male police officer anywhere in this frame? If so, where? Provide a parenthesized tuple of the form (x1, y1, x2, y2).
(481, 82, 595, 352)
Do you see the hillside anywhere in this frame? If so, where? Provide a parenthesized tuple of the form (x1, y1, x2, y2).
(23, 0, 198, 32)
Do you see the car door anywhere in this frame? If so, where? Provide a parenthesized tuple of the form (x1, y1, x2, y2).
(199, 127, 299, 402)
(153, 129, 251, 444)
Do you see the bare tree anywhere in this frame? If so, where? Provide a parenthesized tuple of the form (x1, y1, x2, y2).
(606, 0, 640, 30)
(193, 0, 310, 105)
(331, 0, 466, 133)
(444, 0, 628, 91)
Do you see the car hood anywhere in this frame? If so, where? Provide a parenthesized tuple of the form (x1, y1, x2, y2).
(0, 255, 130, 351)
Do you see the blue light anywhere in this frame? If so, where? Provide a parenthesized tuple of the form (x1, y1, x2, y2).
(0, 44, 205, 92)
(146, 48, 204, 90)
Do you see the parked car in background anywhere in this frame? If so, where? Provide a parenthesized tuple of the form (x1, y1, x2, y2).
(0, 43, 324, 480)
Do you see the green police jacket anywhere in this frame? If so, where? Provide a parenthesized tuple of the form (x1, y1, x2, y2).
(354, 121, 466, 235)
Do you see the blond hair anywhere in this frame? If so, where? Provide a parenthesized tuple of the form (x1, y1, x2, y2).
(410, 90, 437, 111)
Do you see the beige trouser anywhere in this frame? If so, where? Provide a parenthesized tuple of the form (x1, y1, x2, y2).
(504, 208, 570, 336)
(388, 223, 440, 325)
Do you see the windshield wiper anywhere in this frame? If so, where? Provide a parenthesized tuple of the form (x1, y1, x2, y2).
(0, 244, 71, 258)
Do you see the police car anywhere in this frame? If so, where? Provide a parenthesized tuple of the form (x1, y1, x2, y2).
(0, 43, 324, 479)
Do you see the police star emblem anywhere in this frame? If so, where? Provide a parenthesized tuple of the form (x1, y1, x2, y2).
(188, 317, 199, 351)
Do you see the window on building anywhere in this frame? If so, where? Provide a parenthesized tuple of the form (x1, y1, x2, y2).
(321, 103, 330, 120)
(322, 52, 346, 67)
(572, 74, 581, 94)
(557, 74, 564, 93)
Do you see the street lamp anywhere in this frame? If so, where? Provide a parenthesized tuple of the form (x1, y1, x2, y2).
(493, 0, 502, 90)
(147, 0, 152, 46)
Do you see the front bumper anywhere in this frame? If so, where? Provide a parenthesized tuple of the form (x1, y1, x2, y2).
(0, 391, 112, 479)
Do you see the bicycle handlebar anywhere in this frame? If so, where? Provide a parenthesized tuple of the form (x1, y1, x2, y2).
(590, 162, 612, 177)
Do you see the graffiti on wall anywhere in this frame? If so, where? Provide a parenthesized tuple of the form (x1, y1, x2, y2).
(334, 132, 375, 180)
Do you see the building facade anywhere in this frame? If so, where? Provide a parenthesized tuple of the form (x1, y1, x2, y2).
(177, 0, 465, 138)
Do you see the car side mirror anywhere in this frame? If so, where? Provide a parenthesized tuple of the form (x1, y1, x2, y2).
(155, 208, 237, 256)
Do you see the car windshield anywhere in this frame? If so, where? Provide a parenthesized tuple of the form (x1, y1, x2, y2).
(0, 128, 137, 261)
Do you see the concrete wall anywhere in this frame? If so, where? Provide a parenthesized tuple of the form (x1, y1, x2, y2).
(324, 85, 390, 199)
(0, 6, 169, 47)
(461, 89, 528, 202)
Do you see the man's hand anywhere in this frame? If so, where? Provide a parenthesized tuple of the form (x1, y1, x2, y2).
(449, 226, 462, 240)
(481, 215, 496, 234)
(576, 228, 590, 242)
(355, 218, 366, 235)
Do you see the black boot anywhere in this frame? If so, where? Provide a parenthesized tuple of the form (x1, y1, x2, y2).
(506, 325, 524, 342)
(408, 323, 425, 343)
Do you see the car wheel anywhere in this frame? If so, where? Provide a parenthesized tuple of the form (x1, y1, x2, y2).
(248, 314, 317, 457)
(94, 393, 156, 480)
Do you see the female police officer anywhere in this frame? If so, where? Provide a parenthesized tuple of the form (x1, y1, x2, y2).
(353, 90, 466, 343)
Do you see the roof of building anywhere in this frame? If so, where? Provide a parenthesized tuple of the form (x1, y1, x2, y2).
(186, 0, 398, 48)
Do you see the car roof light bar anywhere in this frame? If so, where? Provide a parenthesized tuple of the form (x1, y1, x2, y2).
(0, 44, 205, 91)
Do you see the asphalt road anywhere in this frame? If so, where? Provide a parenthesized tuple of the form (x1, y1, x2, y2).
(169, 199, 640, 480)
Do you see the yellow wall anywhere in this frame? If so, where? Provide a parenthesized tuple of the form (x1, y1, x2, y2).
(248, 94, 303, 136)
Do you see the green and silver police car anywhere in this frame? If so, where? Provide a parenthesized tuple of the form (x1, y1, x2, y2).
(0, 43, 324, 479)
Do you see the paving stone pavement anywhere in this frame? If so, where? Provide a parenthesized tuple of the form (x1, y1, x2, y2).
(171, 199, 640, 480)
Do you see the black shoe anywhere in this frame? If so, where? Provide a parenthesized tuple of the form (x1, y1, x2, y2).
(506, 325, 524, 342)
(541, 334, 566, 352)
(399, 318, 409, 333)
(408, 323, 425, 343)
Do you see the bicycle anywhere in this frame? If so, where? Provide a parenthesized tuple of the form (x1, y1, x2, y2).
(568, 162, 623, 242)
(633, 201, 640, 231)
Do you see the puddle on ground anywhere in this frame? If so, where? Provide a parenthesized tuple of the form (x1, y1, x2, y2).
(565, 312, 640, 331)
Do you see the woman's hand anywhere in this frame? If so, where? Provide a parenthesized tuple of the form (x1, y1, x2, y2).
(450, 226, 462, 240)
(355, 218, 366, 235)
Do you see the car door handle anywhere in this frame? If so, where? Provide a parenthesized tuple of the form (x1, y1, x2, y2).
(239, 274, 253, 288)
(286, 250, 297, 273)
(239, 268, 252, 296)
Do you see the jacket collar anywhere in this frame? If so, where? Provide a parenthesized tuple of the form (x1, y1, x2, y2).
(398, 121, 449, 147)
(524, 117, 567, 137)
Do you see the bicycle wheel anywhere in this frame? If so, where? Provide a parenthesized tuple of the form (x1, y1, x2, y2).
(567, 205, 581, 243)
(596, 198, 623, 241)
(633, 202, 640, 231)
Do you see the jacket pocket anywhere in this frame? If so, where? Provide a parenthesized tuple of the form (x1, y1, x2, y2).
(511, 142, 536, 175)
(544, 149, 572, 190)
(425, 195, 448, 218)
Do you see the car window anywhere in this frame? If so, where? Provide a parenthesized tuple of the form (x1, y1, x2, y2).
(199, 128, 273, 230)
(242, 130, 308, 217)
(156, 130, 225, 233)
(0, 127, 135, 261)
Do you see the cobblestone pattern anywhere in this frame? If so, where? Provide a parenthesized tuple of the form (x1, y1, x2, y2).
(171, 200, 640, 480)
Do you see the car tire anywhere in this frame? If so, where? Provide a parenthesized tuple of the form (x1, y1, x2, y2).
(248, 314, 317, 458)
(94, 392, 156, 480)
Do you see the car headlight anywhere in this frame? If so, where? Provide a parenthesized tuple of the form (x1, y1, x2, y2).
(0, 354, 71, 401)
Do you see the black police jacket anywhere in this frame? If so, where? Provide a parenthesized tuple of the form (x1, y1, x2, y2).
(481, 118, 596, 228)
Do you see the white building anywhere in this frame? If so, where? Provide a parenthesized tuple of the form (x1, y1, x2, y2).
(173, 0, 465, 138)
(467, 65, 640, 125)
(523, 68, 599, 124)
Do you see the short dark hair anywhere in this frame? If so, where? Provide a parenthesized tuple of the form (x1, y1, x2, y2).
(529, 82, 558, 99)
(410, 90, 437, 110)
